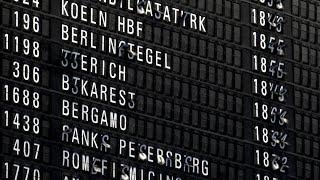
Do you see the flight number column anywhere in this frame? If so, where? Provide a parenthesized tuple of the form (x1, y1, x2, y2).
(1, 0, 51, 179)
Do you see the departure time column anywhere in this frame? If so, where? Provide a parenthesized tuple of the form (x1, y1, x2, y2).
(249, 0, 291, 179)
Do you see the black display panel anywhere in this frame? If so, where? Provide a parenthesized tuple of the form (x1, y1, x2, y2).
(1, 0, 320, 179)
